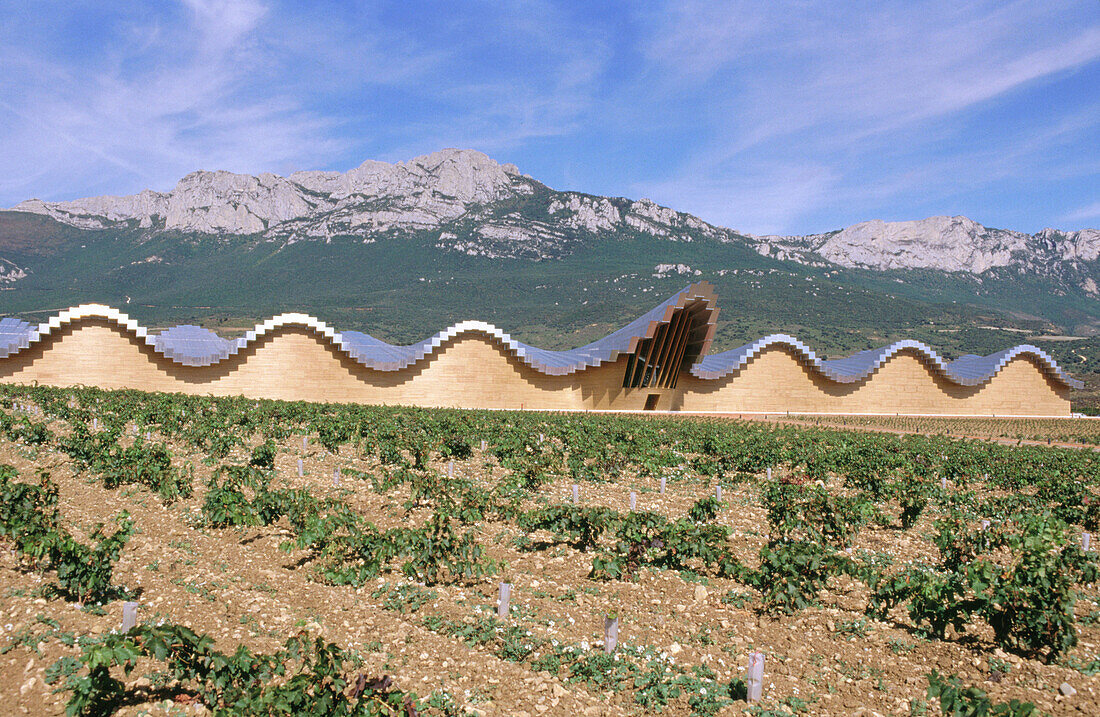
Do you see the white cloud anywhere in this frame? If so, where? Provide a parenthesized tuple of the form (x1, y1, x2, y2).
(0, 0, 344, 202)
(1063, 201, 1100, 223)
(0, 0, 611, 205)
(0, 0, 463, 204)
(645, 1, 1100, 138)
(639, 163, 840, 235)
(631, 1, 1100, 232)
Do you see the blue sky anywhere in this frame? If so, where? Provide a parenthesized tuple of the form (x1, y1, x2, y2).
(1, 0, 1097, 235)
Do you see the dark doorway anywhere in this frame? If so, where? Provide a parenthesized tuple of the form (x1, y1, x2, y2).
(643, 394, 660, 411)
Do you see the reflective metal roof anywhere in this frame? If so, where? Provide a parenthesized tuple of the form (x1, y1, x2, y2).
(153, 325, 236, 367)
(337, 281, 718, 375)
(0, 317, 35, 358)
(0, 287, 1082, 389)
(690, 336, 1083, 389)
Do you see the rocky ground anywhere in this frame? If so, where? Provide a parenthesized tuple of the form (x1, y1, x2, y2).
(745, 414, 1100, 448)
(2, 421, 1099, 716)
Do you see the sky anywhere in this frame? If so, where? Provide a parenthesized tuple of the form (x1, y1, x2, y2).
(0, 0, 1097, 236)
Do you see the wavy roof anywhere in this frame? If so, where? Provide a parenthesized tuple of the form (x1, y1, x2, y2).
(0, 284, 719, 376)
(0, 284, 1081, 389)
(691, 335, 1082, 389)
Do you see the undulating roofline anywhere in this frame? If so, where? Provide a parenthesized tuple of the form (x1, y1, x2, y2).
(691, 335, 1082, 389)
(0, 283, 1081, 389)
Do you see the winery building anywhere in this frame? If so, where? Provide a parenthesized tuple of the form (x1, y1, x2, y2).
(0, 282, 1080, 416)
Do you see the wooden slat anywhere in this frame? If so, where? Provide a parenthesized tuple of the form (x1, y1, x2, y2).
(666, 305, 697, 388)
(622, 351, 637, 388)
(662, 305, 694, 387)
(658, 307, 690, 388)
(652, 309, 685, 388)
(640, 325, 664, 387)
(629, 337, 651, 387)
(655, 310, 682, 387)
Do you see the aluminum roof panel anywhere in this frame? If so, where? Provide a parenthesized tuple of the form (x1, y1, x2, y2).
(691, 336, 1082, 389)
(0, 288, 1081, 390)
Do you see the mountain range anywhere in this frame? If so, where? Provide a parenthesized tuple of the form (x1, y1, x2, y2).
(1, 149, 1098, 400)
(11, 148, 1099, 282)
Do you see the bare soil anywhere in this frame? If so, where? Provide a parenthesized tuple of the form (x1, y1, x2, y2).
(1, 424, 1099, 716)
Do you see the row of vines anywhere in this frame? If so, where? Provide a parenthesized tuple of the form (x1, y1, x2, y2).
(1, 384, 1099, 715)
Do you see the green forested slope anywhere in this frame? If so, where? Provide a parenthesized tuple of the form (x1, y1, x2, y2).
(0, 211, 1096, 385)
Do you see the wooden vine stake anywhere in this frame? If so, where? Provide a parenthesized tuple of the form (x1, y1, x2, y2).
(604, 615, 619, 654)
(766, 466, 772, 481)
(297, 458, 304, 478)
(498, 583, 511, 618)
(572, 484, 580, 504)
(121, 602, 139, 633)
(447, 460, 454, 478)
(715, 485, 723, 502)
(660, 476, 666, 494)
(480, 440, 487, 451)
(302, 436, 308, 450)
(629, 492, 637, 511)
(1083, 532, 1092, 551)
(333, 468, 341, 487)
(746, 652, 765, 701)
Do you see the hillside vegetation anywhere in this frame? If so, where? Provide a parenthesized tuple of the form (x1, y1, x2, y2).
(2, 149, 1097, 408)
(0, 216, 1091, 356)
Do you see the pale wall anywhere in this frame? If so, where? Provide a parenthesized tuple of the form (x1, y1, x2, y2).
(677, 346, 1071, 416)
(0, 321, 1072, 416)
(0, 321, 677, 410)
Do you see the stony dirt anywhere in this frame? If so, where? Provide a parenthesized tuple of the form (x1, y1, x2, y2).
(1, 423, 1099, 716)
(720, 414, 1100, 451)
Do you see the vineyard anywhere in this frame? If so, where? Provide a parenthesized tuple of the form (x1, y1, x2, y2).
(0, 386, 1099, 715)
(765, 415, 1100, 448)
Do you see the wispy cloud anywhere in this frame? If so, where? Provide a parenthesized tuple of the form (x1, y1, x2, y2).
(1063, 201, 1100, 223)
(640, 163, 840, 236)
(0, 0, 348, 201)
(368, 0, 613, 162)
(0, 0, 1095, 235)
(644, 2, 1100, 138)
(631, 1, 1100, 232)
(0, 0, 612, 205)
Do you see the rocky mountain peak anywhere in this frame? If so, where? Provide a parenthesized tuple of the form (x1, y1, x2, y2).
(755, 215, 1100, 277)
(5, 151, 1097, 284)
(820, 215, 1025, 273)
(12, 149, 527, 237)
(401, 148, 515, 204)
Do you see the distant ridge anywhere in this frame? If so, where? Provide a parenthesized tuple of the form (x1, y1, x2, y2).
(9, 149, 1097, 287)
(754, 216, 1100, 281)
(2, 148, 1099, 375)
